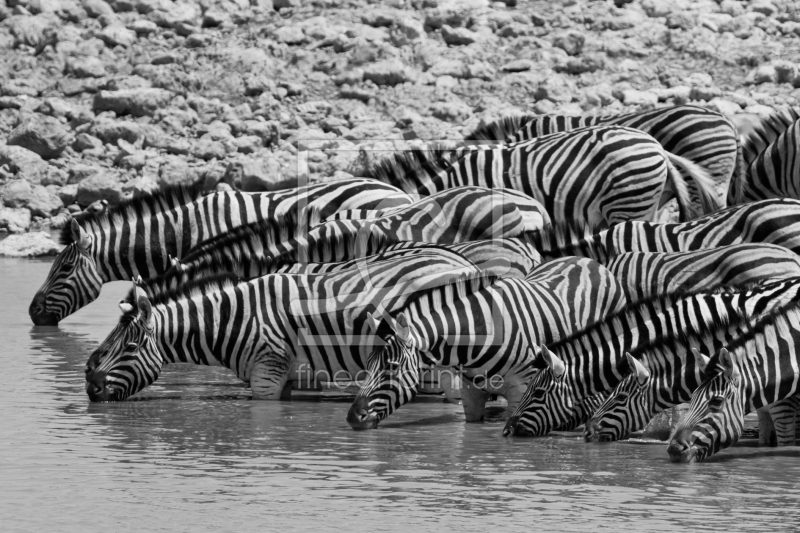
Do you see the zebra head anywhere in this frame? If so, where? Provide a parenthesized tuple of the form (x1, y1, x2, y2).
(347, 312, 419, 431)
(586, 348, 712, 443)
(84, 282, 163, 402)
(584, 353, 652, 442)
(503, 345, 570, 437)
(668, 348, 745, 463)
(30, 219, 102, 325)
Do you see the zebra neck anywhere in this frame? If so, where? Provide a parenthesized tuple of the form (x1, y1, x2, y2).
(555, 286, 790, 397)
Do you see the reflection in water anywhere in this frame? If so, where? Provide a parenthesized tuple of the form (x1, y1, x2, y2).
(3, 257, 800, 531)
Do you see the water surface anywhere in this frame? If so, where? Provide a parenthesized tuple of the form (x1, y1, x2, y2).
(2, 252, 800, 532)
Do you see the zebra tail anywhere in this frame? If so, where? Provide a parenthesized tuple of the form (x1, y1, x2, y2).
(665, 152, 723, 218)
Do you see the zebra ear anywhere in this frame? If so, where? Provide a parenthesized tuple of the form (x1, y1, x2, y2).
(691, 347, 712, 372)
(70, 219, 91, 250)
(119, 301, 134, 314)
(719, 348, 740, 386)
(541, 345, 565, 378)
(395, 312, 410, 343)
(625, 352, 650, 386)
(137, 296, 153, 323)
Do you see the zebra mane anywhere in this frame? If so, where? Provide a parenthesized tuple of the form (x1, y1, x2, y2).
(364, 143, 456, 196)
(260, 225, 401, 274)
(124, 269, 240, 311)
(180, 210, 303, 266)
(526, 219, 606, 254)
(60, 181, 205, 246)
(463, 115, 535, 143)
(536, 280, 769, 366)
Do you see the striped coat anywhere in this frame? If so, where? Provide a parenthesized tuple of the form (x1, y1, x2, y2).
(466, 105, 738, 209)
(668, 304, 800, 463)
(503, 278, 800, 438)
(534, 198, 800, 265)
(83, 247, 510, 402)
(29, 178, 410, 325)
(347, 257, 627, 429)
(170, 186, 549, 279)
(370, 125, 718, 226)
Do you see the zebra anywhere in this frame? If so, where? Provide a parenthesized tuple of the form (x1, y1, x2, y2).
(28, 178, 412, 325)
(168, 186, 550, 279)
(667, 304, 800, 463)
(368, 125, 721, 226)
(346, 256, 627, 429)
(605, 243, 800, 302)
(465, 105, 739, 209)
(531, 198, 800, 265)
(502, 277, 800, 438)
(83, 245, 508, 402)
(732, 116, 800, 205)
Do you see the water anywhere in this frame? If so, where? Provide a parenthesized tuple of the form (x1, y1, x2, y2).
(3, 252, 800, 532)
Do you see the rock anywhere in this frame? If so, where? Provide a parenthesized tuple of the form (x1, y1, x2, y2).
(275, 25, 306, 44)
(750, 1, 777, 17)
(430, 100, 472, 122)
(391, 16, 425, 46)
(128, 19, 158, 34)
(363, 60, 415, 86)
(620, 89, 658, 107)
(7, 114, 72, 159)
(501, 59, 534, 72)
(233, 156, 297, 191)
(8, 14, 57, 48)
(57, 183, 78, 205)
(97, 24, 137, 47)
(0, 145, 49, 183)
(707, 98, 741, 116)
(440, 25, 480, 45)
(666, 12, 695, 30)
(157, 154, 200, 186)
(76, 174, 124, 206)
(148, 2, 199, 29)
(333, 69, 365, 86)
(535, 75, 575, 103)
(193, 138, 227, 160)
(467, 61, 496, 81)
(2, 179, 33, 208)
(720, 0, 745, 17)
(66, 56, 106, 78)
(93, 88, 174, 117)
(83, 0, 114, 17)
(0, 206, 31, 233)
(429, 59, 468, 78)
(68, 164, 101, 184)
(26, 185, 63, 217)
(582, 82, 616, 107)
(753, 65, 779, 84)
(552, 31, 585, 56)
(690, 85, 722, 101)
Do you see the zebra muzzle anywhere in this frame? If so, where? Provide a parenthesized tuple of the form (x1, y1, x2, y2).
(29, 292, 59, 326)
(346, 397, 379, 430)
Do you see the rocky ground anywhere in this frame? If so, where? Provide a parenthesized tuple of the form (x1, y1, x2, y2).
(0, 0, 799, 235)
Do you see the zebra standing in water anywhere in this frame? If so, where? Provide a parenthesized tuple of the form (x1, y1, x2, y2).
(502, 278, 800, 438)
(369, 125, 720, 226)
(346, 256, 627, 429)
(531, 197, 800, 265)
(83, 245, 510, 402)
(29, 178, 411, 325)
(465, 105, 739, 209)
(668, 304, 800, 463)
(168, 186, 550, 279)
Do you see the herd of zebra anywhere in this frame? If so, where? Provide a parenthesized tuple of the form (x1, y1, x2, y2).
(28, 104, 800, 463)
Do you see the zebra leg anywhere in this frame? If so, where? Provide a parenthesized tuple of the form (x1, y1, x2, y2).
(757, 408, 777, 446)
(461, 376, 490, 423)
(249, 351, 294, 400)
(436, 366, 461, 404)
(768, 396, 800, 446)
